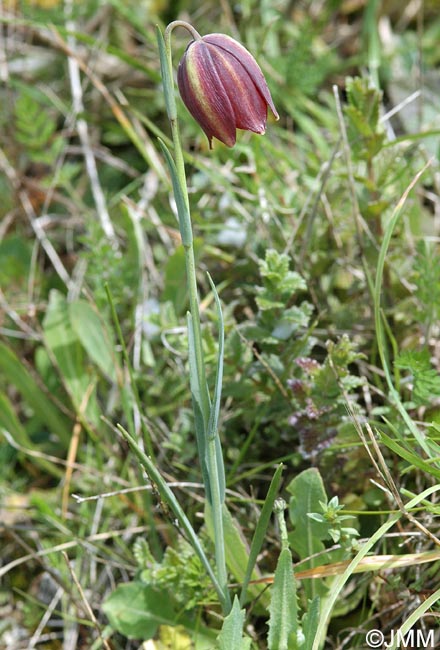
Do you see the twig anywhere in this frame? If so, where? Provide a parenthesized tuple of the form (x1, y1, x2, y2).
(72, 481, 205, 503)
(0, 525, 149, 579)
(62, 381, 96, 518)
(64, 0, 117, 247)
(0, 286, 40, 340)
(28, 586, 64, 650)
(333, 84, 376, 294)
(236, 327, 290, 400)
(62, 551, 112, 650)
(0, 428, 128, 485)
(0, 146, 73, 289)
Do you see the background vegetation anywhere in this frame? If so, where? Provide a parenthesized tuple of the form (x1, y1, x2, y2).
(1, 0, 440, 648)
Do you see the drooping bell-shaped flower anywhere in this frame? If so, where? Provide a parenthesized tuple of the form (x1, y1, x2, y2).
(177, 31, 279, 148)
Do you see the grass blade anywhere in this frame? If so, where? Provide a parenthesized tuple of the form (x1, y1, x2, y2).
(378, 429, 440, 480)
(116, 423, 225, 606)
(311, 484, 440, 650)
(373, 161, 434, 459)
(240, 463, 284, 606)
(187, 312, 210, 499)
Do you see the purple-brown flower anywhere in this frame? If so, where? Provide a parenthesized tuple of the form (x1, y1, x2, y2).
(177, 32, 279, 148)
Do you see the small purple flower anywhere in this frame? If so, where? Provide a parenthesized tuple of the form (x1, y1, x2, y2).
(177, 32, 279, 148)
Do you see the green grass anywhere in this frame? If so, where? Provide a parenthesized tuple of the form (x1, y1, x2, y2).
(1, 0, 440, 648)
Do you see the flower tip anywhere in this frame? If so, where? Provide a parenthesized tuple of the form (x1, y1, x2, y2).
(269, 102, 279, 122)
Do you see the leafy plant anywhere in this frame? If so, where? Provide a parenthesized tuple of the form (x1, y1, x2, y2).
(2, 2, 440, 649)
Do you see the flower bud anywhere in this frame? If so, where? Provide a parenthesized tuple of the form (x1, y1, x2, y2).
(177, 32, 279, 148)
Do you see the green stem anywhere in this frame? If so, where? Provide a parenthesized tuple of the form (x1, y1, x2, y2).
(274, 498, 289, 550)
(162, 23, 209, 427)
(158, 23, 230, 613)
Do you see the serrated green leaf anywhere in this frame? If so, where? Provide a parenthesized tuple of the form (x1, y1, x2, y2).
(255, 295, 286, 311)
(395, 347, 440, 405)
(344, 76, 385, 159)
(268, 547, 297, 650)
(217, 596, 250, 650)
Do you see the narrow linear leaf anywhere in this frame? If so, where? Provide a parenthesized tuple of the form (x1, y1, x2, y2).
(205, 502, 269, 607)
(116, 424, 225, 609)
(206, 273, 225, 502)
(311, 484, 440, 650)
(378, 430, 440, 480)
(240, 463, 284, 606)
(268, 547, 297, 650)
(158, 138, 192, 247)
(373, 161, 433, 458)
(156, 26, 177, 122)
(187, 312, 210, 500)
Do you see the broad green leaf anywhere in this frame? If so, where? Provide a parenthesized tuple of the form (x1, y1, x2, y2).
(43, 290, 100, 427)
(287, 468, 329, 558)
(287, 468, 329, 600)
(102, 582, 176, 639)
(0, 341, 70, 446)
(268, 547, 297, 650)
(68, 300, 118, 382)
(217, 596, 251, 650)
